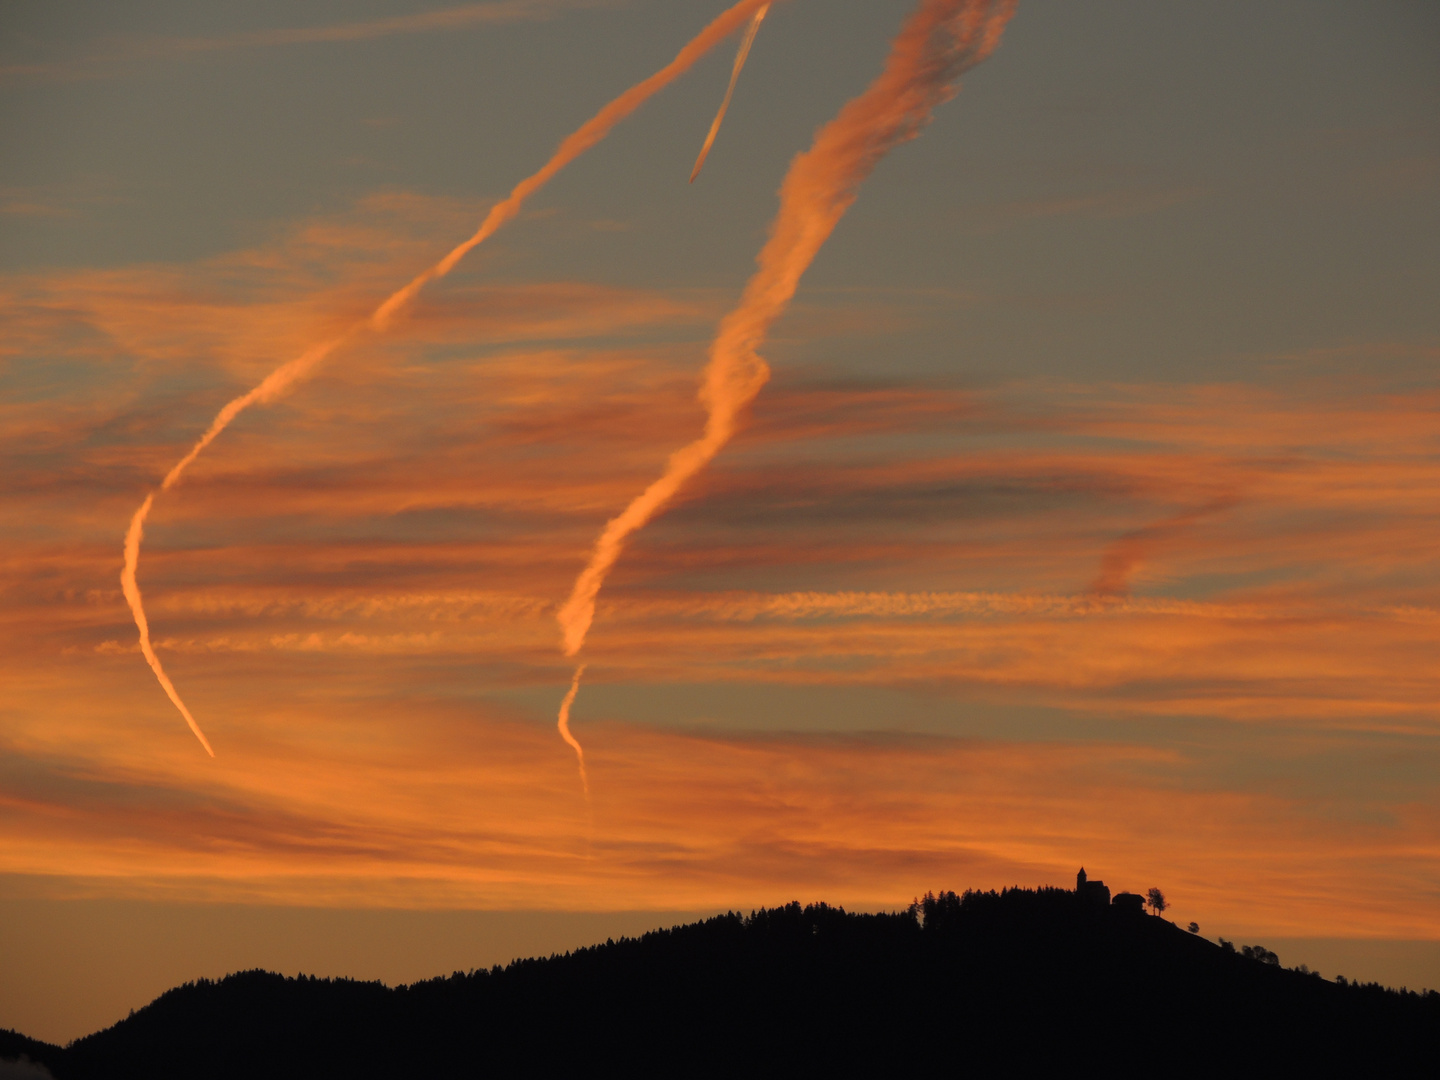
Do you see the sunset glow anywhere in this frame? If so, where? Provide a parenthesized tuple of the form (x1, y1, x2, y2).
(119, 0, 776, 752)
(2, 0, 1438, 1045)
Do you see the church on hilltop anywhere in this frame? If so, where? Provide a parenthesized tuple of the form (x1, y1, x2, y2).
(1076, 866, 1110, 906)
(1077, 867, 1146, 914)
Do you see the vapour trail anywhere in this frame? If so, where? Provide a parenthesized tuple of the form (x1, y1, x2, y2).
(557, 0, 1017, 660)
(690, 4, 769, 183)
(557, 664, 589, 794)
(121, 495, 215, 757)
(120, 0, 778, 754)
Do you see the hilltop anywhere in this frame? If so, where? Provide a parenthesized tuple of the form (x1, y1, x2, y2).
(6, 885, 1437, 1076)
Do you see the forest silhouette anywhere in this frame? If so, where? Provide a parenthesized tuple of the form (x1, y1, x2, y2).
(3, 878, 1437, 1076)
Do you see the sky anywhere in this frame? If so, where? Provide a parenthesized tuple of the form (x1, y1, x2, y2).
(2, 0, 1439, 1043)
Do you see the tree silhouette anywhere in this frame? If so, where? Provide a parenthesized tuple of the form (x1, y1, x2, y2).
(17, 885, 1440, 1078)
(1146, 887, 1167, 917)
(1242, 944, 1281, 966)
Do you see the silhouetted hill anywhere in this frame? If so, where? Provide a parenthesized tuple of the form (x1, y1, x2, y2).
(0, 1029, 63, 1078)
(10, 888, 1439, 1076)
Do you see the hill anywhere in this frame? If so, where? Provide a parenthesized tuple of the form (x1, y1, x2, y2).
(7, 887, 1438, 1076)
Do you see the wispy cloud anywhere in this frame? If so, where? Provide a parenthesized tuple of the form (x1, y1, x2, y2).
(3, 190, 1439, 936)
(968, 184, 1209, 231)
(1, 0, 613, 84)
(0, 184, 123, 221)
(3, 712, 1437, 937)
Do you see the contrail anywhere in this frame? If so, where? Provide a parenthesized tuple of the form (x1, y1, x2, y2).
(120, 0, 778, 754)
(557, 0, 1016, 661)
(690, 4, 769, 183)
(556, 663, 589, 794)
(121, 494, 215, 757)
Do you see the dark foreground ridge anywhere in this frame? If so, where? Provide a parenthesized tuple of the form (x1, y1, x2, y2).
(6, 884, 1438, 1076)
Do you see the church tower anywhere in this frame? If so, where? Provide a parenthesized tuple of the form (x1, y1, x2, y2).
(1076, 866, 1109, 907)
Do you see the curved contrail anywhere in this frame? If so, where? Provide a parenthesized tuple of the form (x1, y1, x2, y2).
(556, 0, 1017, 665)
(557, 664, 589, 794)
(690, 4, 770, 183)
(121, 494, 215, 757)
(121, 0, 779, 754)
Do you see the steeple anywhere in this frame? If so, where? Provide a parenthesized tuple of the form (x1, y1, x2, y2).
(1076, 866, 1110, 907)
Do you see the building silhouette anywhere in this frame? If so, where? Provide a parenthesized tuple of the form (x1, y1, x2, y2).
(1077, 867, 1147, 915)
(1111, 892, 1146, 915)
(1076, 866, 1110, 907)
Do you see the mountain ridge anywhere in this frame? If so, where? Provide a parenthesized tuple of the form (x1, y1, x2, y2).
(6, 886, 1438, 1076)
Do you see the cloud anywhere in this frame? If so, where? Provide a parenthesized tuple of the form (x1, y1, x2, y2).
(0, 200, 72, 220)
(986, 185, 1209, 224)
(1090, 497, 1237, 595)
(2, 708, 1437, 937)
(5, 295, 1438, 732)
(1, 1, 611, 84)
(3, 186, 1439, 939)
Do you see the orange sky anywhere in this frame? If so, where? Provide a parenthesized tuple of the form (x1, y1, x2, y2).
(2, 0, 1438, 1036)
(4, 182, 1438, 937)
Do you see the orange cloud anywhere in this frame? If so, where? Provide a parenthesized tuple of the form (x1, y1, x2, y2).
(4, 174, 1439, 941)
(3, 687, 1437, 939)
(1, 1, 610, 84)
(1090, 497, 1237, 596)
(557, 0, 1018, 657)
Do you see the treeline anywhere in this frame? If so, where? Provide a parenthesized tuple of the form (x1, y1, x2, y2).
(7, 888, 1438, 1077)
